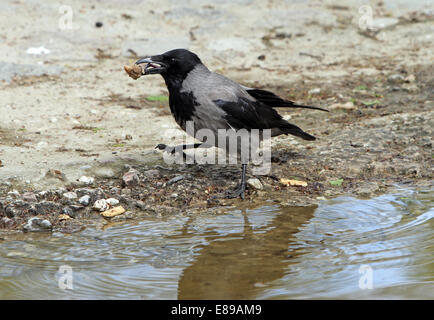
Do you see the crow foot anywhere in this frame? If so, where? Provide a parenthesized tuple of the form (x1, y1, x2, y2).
(226, 182, 246, 200)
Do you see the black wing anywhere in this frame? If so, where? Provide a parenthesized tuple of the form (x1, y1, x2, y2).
(214, 98, 316, 141)
(245, 88, 328, 112)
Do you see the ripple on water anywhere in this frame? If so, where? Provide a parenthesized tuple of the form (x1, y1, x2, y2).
(0, 188, 432, 299)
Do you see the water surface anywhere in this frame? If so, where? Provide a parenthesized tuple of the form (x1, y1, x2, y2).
(0, 188, 432, 299)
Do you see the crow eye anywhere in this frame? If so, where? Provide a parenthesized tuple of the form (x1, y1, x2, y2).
(171, 58, 177, 63)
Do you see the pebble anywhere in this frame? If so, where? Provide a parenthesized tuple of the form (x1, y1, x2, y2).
(134, 200, 146, 210)
(101, 205, 125, 218)
(404, 74, 415, 83)
(247, 178, 263, 190)
(22, 192, 37, 202)
(388, 74, 405, 83)
(122, 169, 139, 187)
(167, 175, 184, 185)
(329, 102, 356, 110)
(55, 188, 67, 196)
(62, 207, 74, 217)
(58, 214, 72, 221)
(93, 199, 109, 212)
(121, 188, 132, 195)
(110, 187, 122, 194)
(38, 190, 49, 197)
(45, 169, 67, 181)
(23, 217, 52, 232)
(79, 176, 95, 185)
(79, 195, 91, 206)
(7, 190, 20, 198)
(63, 192, 78, 200)
(0, 217, 15, 228)
(308, 88, 321, 95)
(5, 206, 18, 218)
(280, 178, 308, 187)
(69, 205, 83, 213)
(106, 198, 119, 206)
(402, 83, 419, 92)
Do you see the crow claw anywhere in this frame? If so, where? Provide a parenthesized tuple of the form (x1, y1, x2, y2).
(226, 183, 246, 200)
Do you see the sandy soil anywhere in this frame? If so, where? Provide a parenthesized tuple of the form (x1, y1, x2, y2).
(0, 0, 433, 231)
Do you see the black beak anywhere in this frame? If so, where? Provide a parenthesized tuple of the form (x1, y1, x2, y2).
(135, 56, 167, 75)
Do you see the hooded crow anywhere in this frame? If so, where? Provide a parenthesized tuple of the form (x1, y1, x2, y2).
(134, 49, 327, 199)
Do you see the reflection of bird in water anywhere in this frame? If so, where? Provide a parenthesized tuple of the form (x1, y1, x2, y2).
(176, 205, 316, 299)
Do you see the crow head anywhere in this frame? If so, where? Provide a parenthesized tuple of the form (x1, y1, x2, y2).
(135, 49, 202, 81)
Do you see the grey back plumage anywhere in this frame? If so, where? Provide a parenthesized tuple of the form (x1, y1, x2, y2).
(181, 64, 254, 104)
(180, 64, 253, 135)
(166, 60, 316, 145)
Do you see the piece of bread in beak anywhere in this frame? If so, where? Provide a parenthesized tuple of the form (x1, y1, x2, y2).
(124, 64, 142, 80)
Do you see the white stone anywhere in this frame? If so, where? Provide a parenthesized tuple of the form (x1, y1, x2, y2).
(79, 176, 95, 184)
(247, 178, 263, 190)
(23, 217, 52, 232)
(22, 192, 37, 202)
(8, 190, 20, 198)
(106, 198, 119, 206)
(63, 192, 77, 200)
(26, 46, 51, 55)
(93, 199, 109, 212)
(329, 102, 356, 110)
(308, 88, 321, 95)
(79, 195, 91, 206)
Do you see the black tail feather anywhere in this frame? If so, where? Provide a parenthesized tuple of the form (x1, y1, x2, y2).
(278, 102, 329, 112)
(279, 122, 316, 141)
(246, 88, 329, 112)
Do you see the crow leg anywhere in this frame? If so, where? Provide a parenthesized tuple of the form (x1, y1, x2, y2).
(155, 143, 204, 159)
(155, 143, 204, 153)
(226, 164, 247, 200)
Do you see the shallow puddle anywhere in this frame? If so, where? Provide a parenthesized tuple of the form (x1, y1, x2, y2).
(0, 187, 432, 299)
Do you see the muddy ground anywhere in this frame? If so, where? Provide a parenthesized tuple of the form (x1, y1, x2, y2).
(0, 0, 433, 232)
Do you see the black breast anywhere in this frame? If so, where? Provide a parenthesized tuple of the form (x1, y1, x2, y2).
(169, 91, 198, 130)
(164, 77, 198, 131)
